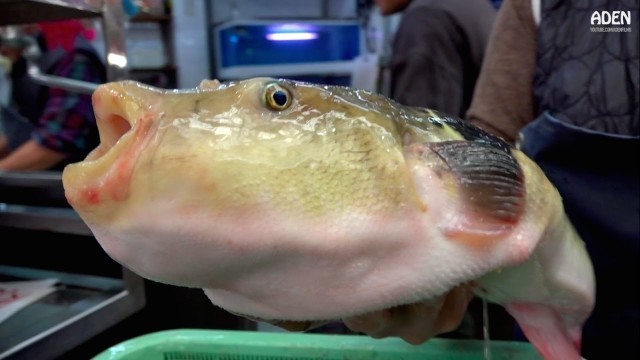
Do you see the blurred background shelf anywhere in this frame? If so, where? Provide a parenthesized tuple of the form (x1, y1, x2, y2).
(131, 13, 171, 23)
(0, 204, 91, 236)
(126, 10, 178, 88)
(0, 2, 146, 359)
(0, 0, 103, 26)
(0, 171, 68, 207)
(0, 266, 144, 360)
(0, 170, 146, 360)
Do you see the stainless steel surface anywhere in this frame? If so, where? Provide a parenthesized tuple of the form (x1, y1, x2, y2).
(0, 265, 124, 289)
(0, 0, 102, 25)
(0, 266, 145, 360)
(0, 171, 62, 187)
(27, 64, 98, 94)
(101, 0, 129, 81)
(0, 171, 68, 208)
(0, 204, 92, 235)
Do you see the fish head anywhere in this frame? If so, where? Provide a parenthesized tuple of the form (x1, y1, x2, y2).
(63, 77, 416, 211)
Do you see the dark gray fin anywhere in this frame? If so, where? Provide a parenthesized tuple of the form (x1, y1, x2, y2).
(431, 110, 512, 151)
(429, 140, 525, 223)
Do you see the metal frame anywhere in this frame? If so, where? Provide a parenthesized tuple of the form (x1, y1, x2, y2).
(0, 266, 145, 360)
(1, 0, 129, 93)
(0, 1, 145, 359)
(0, 0, 102, 26)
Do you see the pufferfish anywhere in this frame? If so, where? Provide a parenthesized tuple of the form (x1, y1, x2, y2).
(62, 78, 595, 360)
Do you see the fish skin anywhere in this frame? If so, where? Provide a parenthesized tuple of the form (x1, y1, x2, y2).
(62, 78, 595, 360)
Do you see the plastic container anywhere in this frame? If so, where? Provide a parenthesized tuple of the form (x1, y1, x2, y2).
(92, 329, 541, 360)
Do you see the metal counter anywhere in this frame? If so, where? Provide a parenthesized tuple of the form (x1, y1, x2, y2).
(0, 266, 144, 360)
(0, 171, 145, 360)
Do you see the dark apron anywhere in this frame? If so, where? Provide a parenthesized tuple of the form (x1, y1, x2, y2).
(519, 112, 640, 359)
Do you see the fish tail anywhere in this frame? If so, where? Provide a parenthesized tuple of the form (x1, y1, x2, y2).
(506, 302, 583, 360)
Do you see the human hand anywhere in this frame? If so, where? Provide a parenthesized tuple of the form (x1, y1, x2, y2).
(343, 285, 474, 345)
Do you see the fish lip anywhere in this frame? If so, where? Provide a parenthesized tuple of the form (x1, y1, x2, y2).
(63, 84, 156, 210)
(86, 85, 142, 163)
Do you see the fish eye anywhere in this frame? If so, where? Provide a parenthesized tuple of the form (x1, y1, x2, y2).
(263, 83, 292, 111)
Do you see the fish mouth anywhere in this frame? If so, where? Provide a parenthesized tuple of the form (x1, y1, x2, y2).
(85, 113, 133, 162)
(63, 82, 159, 210)
(86, 81, 159, 163)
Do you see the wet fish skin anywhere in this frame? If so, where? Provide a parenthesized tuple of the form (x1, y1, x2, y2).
(62, 78, 595, 360)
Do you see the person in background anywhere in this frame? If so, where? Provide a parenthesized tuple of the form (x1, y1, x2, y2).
(0, 53, 9, 107)
(0, 20, 105, 171)
(466, 0, 638, 358)
(376, 0, 496, 118)
(0, 27, 38, 159)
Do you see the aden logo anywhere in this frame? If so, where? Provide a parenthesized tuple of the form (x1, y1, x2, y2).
(590, 11, 632, 32)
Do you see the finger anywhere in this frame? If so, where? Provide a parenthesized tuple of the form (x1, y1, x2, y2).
(348, 297, 445, 343)
(344, 309, 393, 338)
(435, 286, 475, 334)
(394, 299, 446, 344)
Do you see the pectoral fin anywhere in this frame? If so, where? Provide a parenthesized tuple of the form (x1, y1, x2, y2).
(428, 140, 525, 224)
(406, 140, 526, 249)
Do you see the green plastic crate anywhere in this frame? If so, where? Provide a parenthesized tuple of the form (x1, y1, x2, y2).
(92, 329, 541, 360)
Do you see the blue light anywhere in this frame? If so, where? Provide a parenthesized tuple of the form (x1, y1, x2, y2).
(266, 32, 319, 41)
